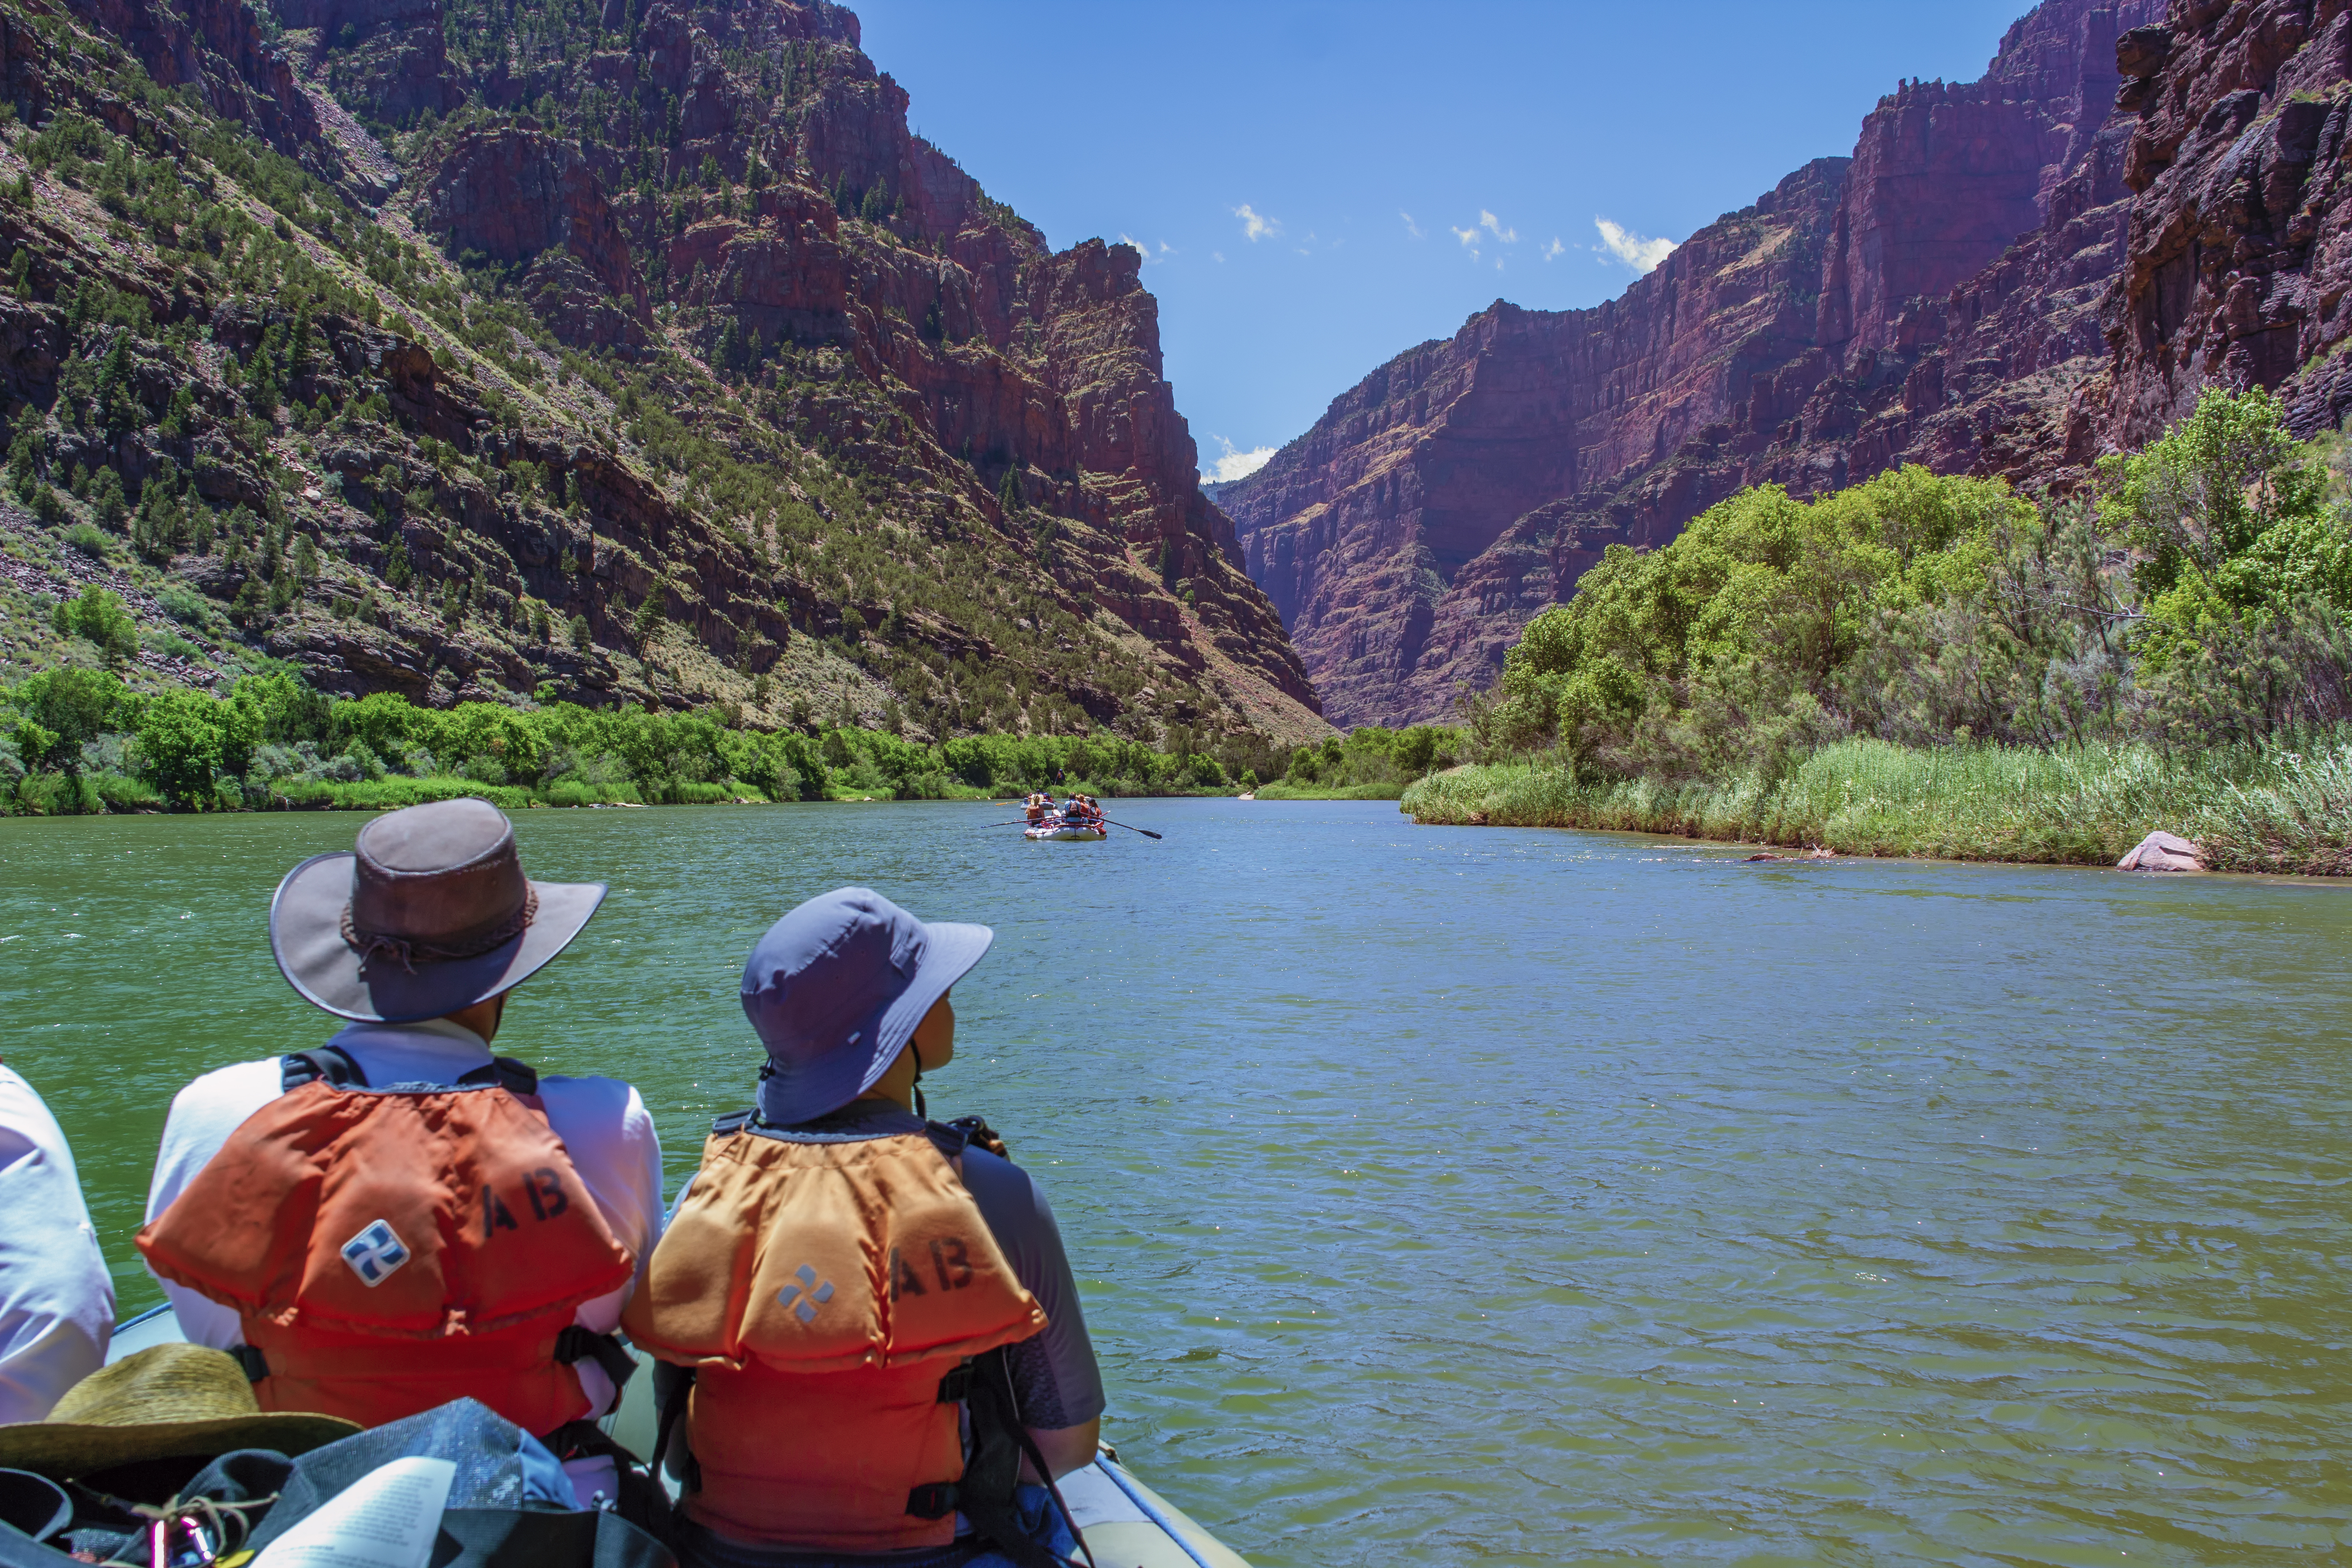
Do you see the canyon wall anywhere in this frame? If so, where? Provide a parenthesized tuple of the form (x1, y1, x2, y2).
(7, 0, 1322, 744)
(1222, 0, 2351, 729)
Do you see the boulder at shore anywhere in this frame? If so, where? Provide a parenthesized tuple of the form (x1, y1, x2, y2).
(2118, 832, 2203, 872)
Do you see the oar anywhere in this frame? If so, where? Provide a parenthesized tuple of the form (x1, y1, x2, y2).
(1098, 818, 1162, 840)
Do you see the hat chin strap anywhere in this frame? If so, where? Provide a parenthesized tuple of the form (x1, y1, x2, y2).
(910, 1043, 927, 1120)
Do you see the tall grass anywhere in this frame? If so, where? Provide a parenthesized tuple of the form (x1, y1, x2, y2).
(1399, 738, 2352, 873)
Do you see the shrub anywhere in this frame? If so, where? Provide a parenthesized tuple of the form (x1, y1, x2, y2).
(157, 585, 209, 624)
(63, 522, 109, 557)
(53, 585, 139, 664)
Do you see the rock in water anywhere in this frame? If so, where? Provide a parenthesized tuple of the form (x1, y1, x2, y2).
(2117, 831, 2203, 872)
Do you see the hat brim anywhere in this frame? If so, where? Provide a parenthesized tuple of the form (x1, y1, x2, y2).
(0, 1412, 359, 1479)
(270, 853, 608, 1023)
(760, 920, 995, 1124)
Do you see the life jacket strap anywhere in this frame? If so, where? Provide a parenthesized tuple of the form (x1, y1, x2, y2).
(279, 1049, 537, 1096)
(904, 1482, 958, 1520)
(935, 1362, 972, 1404)
(229, 1344, 270, 1382)
(710, 1108, 754, 1137)
(552, 1325, 638, 1395)
(281, 1046, 367, 1090)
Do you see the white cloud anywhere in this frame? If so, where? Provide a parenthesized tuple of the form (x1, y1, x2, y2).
(1479, 210, 1517, 244)
(1450, 223, 1479, 248)
(1595, 216, 1677, 273)
(1234, 203, 1280, 242)
(1202, 436, 1275, 484)
(1212, 250, 1225, 263)
(1118, 233, 1175, 263)
(1401, 210, 1425, 239)
(1541, 237, 1565, 261)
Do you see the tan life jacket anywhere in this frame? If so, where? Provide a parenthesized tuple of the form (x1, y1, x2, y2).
(623, 1113, 1047, 1552)
(137, 1049, 637, 1435)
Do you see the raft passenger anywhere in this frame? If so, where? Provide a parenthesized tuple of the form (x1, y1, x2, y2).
(138, 799, 663, 1504)
(0, 1064, 114, 1423)
(627, 887, 1104, 1568)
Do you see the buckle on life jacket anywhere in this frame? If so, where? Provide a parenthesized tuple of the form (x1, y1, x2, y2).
(552, 1325, 638, 1393)
(905, 1482, 958, 1520)
(935, 1363, 972, 1404)
(229, 1344, 269, 1382)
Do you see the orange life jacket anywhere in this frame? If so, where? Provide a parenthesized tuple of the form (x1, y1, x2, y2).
(623, 1113, 1046, 1553)
(137, 1049, 637, 1435)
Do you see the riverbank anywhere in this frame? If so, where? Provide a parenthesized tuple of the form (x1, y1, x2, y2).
(1398, 737, 2352, 875)
(1250, 779, 1408, 801)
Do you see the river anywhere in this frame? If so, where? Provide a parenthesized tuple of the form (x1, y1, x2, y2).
(4, 799, 2348, 1565)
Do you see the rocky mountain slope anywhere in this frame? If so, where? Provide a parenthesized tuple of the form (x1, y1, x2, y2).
(1228, 0, 2352, 728)
(0, 0, 1327, 747)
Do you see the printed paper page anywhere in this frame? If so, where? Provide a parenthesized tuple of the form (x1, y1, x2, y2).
(253, 1457, 456, 1568)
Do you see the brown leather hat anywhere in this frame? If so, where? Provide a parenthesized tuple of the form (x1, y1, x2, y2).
(269, 798, 606, 1022)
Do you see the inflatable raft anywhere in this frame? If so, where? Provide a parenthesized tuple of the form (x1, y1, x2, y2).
(108, 1306, 1250, 1567)
(1025, 823, 1106, 841)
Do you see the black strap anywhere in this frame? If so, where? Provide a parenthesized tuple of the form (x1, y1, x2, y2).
(710, 1109, 753, 1137)
(281, 1050, 538, 1096)
(281, 1046, 367, 1091)
(553, 1326, 638, 1395)
(651, 1363, 697, 1494)
(946, 1115, 1010, 1160)
(466, 1056, 539, 1095)
(912, 1350, 1091, 1568)
(904, 1482, 958, 1520)
(230, 1344, 270, 1382)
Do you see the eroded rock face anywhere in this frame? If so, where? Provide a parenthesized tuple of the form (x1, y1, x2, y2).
(2105, 0, 2352, 444)
(1226, 0, 2166, 727)
(73, 0, 324, 162)
(376, 0, 1313, 731)
(420, 128, 649, 344)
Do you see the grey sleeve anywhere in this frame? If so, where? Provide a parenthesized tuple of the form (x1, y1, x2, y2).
(958, 1149, 1105, 1431)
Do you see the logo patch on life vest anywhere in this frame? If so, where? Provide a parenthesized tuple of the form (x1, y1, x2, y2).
(778, 1263, 834, 1323)
(340, 1220, 411, 1287)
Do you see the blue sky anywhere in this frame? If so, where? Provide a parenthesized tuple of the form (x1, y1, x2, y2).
(849, 1, 2037, 480)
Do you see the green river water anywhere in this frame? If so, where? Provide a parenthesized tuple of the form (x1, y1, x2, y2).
(3, 799, 2349, 1565)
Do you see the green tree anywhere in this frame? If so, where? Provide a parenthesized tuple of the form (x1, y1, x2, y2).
(136, 690, 223, 807)
(2097, 385, 2345, 667)
(15, 668, 123, 772)
(632, 592, 666, 647)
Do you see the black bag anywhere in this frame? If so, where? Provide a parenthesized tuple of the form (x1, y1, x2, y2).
(0, 1402, 675, 1568)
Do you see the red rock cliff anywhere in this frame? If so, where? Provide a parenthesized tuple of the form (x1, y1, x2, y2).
(1226, 0, 2165, 728)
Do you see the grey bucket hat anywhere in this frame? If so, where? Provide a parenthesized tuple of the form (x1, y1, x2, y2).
(744, 887, 993, 1125)
(269, 798, 606, 1023)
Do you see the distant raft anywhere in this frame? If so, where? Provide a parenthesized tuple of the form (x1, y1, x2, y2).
(1025, 822, 1107, 841)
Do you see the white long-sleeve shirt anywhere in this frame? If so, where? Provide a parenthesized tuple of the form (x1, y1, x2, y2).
(144, 1018, 663, 1427)
(0, 1064, 114, 1422)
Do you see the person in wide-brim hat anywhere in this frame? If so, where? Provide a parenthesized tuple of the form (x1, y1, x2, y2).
(139, 798, 665, 1504)
(0, 1345, 356, 1480)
